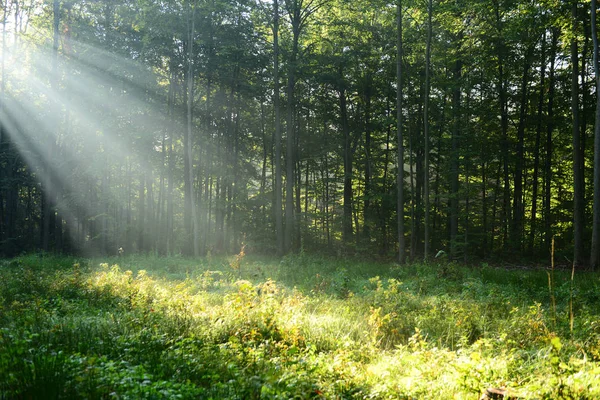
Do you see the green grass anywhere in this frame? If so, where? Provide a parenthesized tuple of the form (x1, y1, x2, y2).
(1, 252, 600, 399)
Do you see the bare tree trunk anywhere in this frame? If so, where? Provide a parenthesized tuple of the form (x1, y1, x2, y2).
(396, 0, 405, 263)
(450, 58, 461, 259)
(340, 78, 353, 245)
(590, 0, 600, 269)
(493, 0, 510, 251)
(423, 0, 432, 261)
(186, 0, 199, 256)
(572, 0, 585, 268)
(273, 0, 284, 255)
(512, 44, 534, 253)
(545, 29, 558, 254)
(530, 33, 546, 254)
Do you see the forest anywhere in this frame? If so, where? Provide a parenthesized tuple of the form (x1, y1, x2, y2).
(2, 0, 600, 399)
(1, 0, 600, 266)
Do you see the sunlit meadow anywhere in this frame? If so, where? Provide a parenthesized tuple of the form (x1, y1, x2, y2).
(1, 253, 600, 398)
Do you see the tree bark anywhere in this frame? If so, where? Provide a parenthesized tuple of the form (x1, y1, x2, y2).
(273, 0, 284, 255)
(340, 76, 353, 244)
(530, 33, 546, 254)
(512, 43, 534, 253)
(545, 29, 558, 254)
(186, 0, 199, 256)
(397, 0, 405, 263)
(572, 0, 585, 268)
(284, 14, 298, 253)
(450, 59, 461, 259)
(590, 0, 600, 269)
(423, 0, 432, 261)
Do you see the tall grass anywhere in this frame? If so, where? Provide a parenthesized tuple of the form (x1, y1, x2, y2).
(1, 254, 599, 398)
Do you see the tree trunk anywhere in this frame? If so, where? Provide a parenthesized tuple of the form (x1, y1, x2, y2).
(397, 0, 405, 263)
(494, 1, 510, 251)
(43, 0, 61, 252)
(572, 1, 585, 268)
(545, 29, 558, 254)
(529, 33, 546, 254)
(138, 174, 145, 252)
(363, 79, 373, 241)
(423, 0, 432, 261)
(340, 77, 353, 245)
(512, 44, 534, 253)
(450, 58, 461, 259)
(186, 0, 199, 256)
(273, 0, 284, 255)
(284, 29, 297, 253)
(590, 0, 600, 269)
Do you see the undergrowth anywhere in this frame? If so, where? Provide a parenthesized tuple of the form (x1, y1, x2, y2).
(0, 253, 599, 398)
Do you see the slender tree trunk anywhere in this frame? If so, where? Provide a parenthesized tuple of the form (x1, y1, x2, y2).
(450, 59, 461, 259)
(43, 0, 60, 252)
(364, 80, 373, 241)
(409, 117, 416, 261)
(381, 110, 391, 255)
(273, 0, 284, 255)
(0, 0, 8, 254)
(260, 98, 268, 217)
(494, 1, 510, 251)
(464, 159, 470, 263)
(590, 0, 600, 269)
(284, 27, 297, 253)
(482, 158, 488, 257)
(186, 0, 199, 256)
(572, 0, 585, 268)
(397, 0, 405, 263)
(340, 77, 353, 245)
(545, 29, 558, 254)
(138, 174, 145, 252)
(530, 33, 546, 254)
(423, 0, 432, 261)
(166, 74, 175, 255)
(512, 44, 534, 253)
(295, 109, 301, 248)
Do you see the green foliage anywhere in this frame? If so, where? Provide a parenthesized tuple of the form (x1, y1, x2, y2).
(1, 254, 600, 398)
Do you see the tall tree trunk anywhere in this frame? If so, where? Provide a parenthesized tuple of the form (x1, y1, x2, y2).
(0, 0, 8, 254)
(166, 74, 175, 255)
(590, 0, 600, 269)
(397, 0, 405, 263)
(423, 0, 432, 261)
(340, 76, 353, 245)
(530, 33, 546, 254)
(512, 44, 534, 253)
(363, 79, 373, 241)
(572, 0, 585, 268)
(186, 0, 199, 256)
(284, 22, 298, 253)
(450, 59, 461, 259)
(409, 117, 416, 260)
(545, 29, 558, 254)
(273, 0, 284, 255)
(494, 0, 510, 251)
(43, 0, 60, 252)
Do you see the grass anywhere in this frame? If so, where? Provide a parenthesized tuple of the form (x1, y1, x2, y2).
(0, 252, 599, 399)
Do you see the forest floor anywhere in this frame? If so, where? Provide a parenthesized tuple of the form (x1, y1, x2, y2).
(1, 253, 599, 399)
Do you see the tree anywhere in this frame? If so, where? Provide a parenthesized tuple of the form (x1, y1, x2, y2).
(572, 0, 585, 268)
(396, 0, 405, 263)
(591, 0, 600, 269)
(273, 0, 284, 255)
(423, 0, 432, 261)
